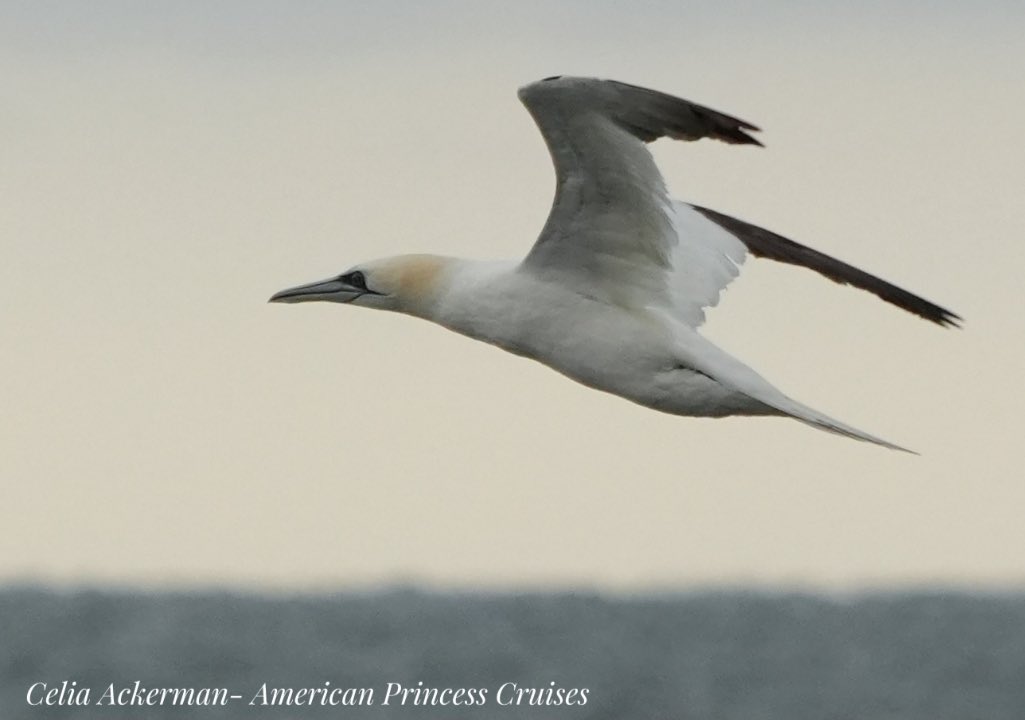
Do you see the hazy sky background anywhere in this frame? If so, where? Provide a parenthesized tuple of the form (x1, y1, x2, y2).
(3, 1, 1023, 591)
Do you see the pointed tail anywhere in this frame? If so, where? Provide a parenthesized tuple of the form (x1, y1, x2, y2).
(673, 324, 916, 453)
(765, 394, 916, 454)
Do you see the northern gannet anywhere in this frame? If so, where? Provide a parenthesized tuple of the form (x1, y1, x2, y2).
(271, 77, 960, 452)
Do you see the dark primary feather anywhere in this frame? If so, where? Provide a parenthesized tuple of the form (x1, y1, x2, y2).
(606, 80, 763, 146)
(518, 77, 762, 149)
(692, 205, 962, 327)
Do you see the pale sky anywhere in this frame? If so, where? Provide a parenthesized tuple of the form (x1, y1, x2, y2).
(3, 1, 1024, 591)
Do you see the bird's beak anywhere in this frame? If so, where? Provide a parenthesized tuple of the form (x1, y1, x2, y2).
(268, 277, 361, 304)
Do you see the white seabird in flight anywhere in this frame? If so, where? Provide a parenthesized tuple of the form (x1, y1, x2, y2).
(271, 77, 960, 452)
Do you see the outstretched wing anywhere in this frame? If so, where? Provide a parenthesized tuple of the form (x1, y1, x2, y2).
(517, 76, 960, 328)
(688, 205, 961, 327)
(517, 76, 760, 314)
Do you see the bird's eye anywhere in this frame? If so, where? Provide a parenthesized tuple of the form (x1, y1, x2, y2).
(345, 271, 367, 291)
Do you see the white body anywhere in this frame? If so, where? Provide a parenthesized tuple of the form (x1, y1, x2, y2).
(434, 258, 771, 418)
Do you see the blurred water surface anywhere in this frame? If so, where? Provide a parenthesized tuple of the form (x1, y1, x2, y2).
(2, 588, 1023, 719)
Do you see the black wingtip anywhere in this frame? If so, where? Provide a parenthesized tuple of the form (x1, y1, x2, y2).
(691, 106, 763, 146)
(714, 127, 763, 147)
(935, 308, 964, 329)
(736, 130, 764, 147)
(891, 293, 962, 328)
(702, 123, 762, 147)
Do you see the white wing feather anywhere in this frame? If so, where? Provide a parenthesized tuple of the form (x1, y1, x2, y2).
(664, 201, 748, 327)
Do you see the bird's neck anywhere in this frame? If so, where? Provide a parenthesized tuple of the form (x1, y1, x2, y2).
(416, 258, 523, 338)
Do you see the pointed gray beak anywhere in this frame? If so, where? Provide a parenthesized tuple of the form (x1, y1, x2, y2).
(268, 277, 359, 304)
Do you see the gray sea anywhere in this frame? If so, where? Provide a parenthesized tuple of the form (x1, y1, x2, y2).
(2, 587, 1023, 719)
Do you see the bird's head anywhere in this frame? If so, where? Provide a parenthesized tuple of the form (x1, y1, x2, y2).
(268, 254, 450, 317)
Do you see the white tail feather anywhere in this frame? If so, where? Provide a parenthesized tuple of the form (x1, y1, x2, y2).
(762, 394, 914, 454)
(671, 321, 914, 453)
